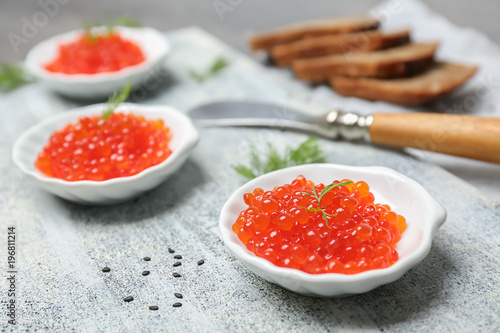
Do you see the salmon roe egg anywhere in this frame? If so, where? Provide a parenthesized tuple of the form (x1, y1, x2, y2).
(35, 112, 172, 181)
(233, 175, 407, 274)
(44, 32, 145, 74)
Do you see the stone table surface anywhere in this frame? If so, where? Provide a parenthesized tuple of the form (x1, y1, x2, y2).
(0, 27, 499, 332)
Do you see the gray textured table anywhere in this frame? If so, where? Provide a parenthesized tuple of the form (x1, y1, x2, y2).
(1, 27, 499, 332)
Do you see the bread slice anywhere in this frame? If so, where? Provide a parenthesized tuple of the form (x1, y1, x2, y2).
(271, 29, 410, 67)
(250, 15, 379, 51)
(293, 42, 438, 83)
(329, 62, 478, 105)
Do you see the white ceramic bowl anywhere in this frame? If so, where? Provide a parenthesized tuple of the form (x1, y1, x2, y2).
(219, 164, 447, 297)
(25, 26, 170, 98)
(12, 103, 199, 205)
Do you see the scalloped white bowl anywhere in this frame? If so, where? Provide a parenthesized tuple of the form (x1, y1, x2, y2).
(25, 26, 170, 98)
(12, 103, 199, 205)
(219, 164, 447, 297)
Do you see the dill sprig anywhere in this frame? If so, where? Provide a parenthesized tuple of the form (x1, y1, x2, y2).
(108, 15, 142, 28)
(233, 137, 326, 180)
(189, 57, 229, 83)
(301, 181, 353, 228)
(83, 15, 142, 42)
(101, 80, 132, 120)
(0, 64, 33, 91)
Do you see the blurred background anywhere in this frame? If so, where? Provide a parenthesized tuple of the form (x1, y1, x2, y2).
(1, 0, 499, 63)
(2, 0, 499, 195)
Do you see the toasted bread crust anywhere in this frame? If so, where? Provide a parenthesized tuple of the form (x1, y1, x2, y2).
(250, 16, 379, 51)
(329, 62, 478, 105)
(293, 42, 438, 83)
(271, 29, 410, 67)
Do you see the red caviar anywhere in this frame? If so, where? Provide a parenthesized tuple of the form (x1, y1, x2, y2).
(233, 175, 407, 274)
(35, 112, 172, 181)
(45, 32, 145, 74)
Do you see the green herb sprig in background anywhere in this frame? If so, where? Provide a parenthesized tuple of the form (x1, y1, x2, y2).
(102, 80, 133, 120)
(301, 181, 353, 228)
(83, 15, 142, 42)
(189, 57, 229, 83)
(108, 15, 142, 28)
(233, 137, 326, 180)
(0, 64, 33, 92)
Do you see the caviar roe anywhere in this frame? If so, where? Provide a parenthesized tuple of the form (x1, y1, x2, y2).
(233, 175, 407, 274)
(45, 32, 145, 74)
(35, 112, 172, 181)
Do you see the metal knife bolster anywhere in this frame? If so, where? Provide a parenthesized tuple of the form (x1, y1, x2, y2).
(188, 100, 374, 142)
(326, 110, 373, 142)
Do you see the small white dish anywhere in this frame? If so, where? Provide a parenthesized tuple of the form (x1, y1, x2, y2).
(219, 164, 446, 297)
(25, 26, 170, 99)
(12, 103, 199, 205)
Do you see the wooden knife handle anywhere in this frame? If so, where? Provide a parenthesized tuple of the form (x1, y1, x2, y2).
(369, 112, 500, 164)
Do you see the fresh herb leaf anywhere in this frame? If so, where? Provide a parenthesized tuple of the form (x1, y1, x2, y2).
(109, 15, 142, 28)
(263, 143, 287, 174)
(82, 19, 103, 43)
(189, 57, 229, 83)
(233, 137, 326, 180)
(249, 144, 262, 173)
(300, 180, 353, 228)
(0, 64, 33, 91)
(209, 57, 228, 74)
(322, 211, 338, 217)
(302, 206, 321, 212)
(289, 137, 326, 165)
(102, 80, 132, 120)
(188, 70, 206, 83)
(232, 166, 257, 180)
(82, 15, 142, 42)
(82, 19, 100, 32)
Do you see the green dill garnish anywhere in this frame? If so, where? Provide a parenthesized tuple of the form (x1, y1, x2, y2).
(82, 19, 100, 41)
(0, 63, 33, 91)
(82, 15, 142, 42)
(189, 57, 229, 83)
(233, 137, 326, 180)
(101, 80, 133, 120)
(108, 15, 142, 28)
(300, 181, 353, 228)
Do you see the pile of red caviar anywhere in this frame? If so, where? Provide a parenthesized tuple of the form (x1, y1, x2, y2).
(45, 32, 145, 74)
(233, 176, 407, 274)
(35, 112, 172, 181)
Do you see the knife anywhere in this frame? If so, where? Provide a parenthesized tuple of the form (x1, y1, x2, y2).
(188, 100, 500, 164)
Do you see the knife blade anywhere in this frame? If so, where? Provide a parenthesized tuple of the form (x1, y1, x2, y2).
(187, 100, 500, 164)
(188, 100, 352, 140)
